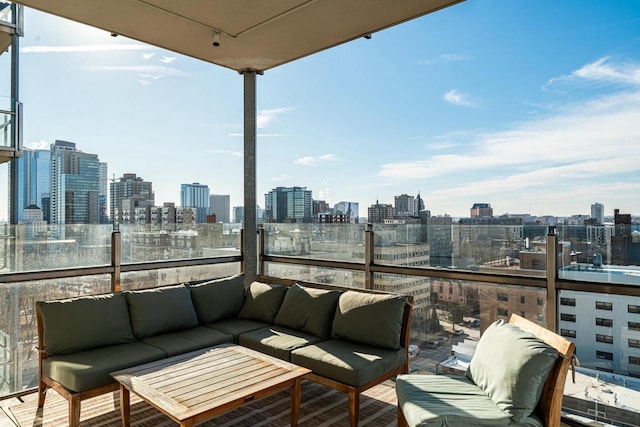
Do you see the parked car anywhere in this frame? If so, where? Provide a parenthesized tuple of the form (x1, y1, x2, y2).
(453, 329, 465, 336)
(426, 341, 439, 349)
(408, 344, 420, 357)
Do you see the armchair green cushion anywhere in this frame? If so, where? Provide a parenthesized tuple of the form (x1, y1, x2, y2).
(466, 319, 558, 422)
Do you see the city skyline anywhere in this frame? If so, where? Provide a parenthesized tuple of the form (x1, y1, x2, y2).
(1, 1, 640, 219)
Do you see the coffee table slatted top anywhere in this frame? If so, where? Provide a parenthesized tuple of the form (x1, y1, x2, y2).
(111, 344, 311, 422)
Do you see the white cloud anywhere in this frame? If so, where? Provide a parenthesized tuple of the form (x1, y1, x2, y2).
(294, 154, 337, 166)
(257, 107, 293, 129)
(86, 65, 184, 76)
(138, 80, 152, 86)
(443, 89, 474, 107)
(142, 53, 156, 60)
(545, 57, 640, 89)
(418, 53, 474, 65)
(160, 56, 176, 64)
(272, 174, 291, 182)
(21, 44, 152, 53)
(25, 140, 49, 150)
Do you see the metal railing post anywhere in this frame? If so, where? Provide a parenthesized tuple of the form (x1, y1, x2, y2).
(365, 223, 374, 289)
(546, 227, 558, 331)
(258, 224, 265, 277)
(111, 230, 121, 292)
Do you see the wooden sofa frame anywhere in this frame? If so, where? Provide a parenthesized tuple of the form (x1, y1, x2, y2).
(397, 313, 575, 427)
(257, 275, 414, 427)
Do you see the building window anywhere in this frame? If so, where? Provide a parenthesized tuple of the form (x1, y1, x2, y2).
(629, 305, 640, 314)
(629, 339, 640, 348)
(596, 334, 613, 344)
(521, 311, 526, 318)
(596, 301, 613, 311)
(630, 356, 640, 366)
(596, 351, 614, 360)
(560, 313, 576, 322)
(560, 297, 576, 307)
(537, 297, 544, 306)
(561, 329, 576, 338)
(497, 308, 509, 317)
(596, 318, 613, 327)
(520, 296, 525, 304)
(497, 293, 508, 302)
(629, 322, 640, 331)
(537, 313, 544, 322)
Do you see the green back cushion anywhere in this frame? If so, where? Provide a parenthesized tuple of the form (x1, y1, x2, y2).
(125, 284, 198, 339)
(237, 281, 287, 323)
(274, 284, 341, 338)
(332, 291, 407, 350)
(188, 273, 245, 324)
(38, 293, 135, 355)
(466, 319, 559, 422)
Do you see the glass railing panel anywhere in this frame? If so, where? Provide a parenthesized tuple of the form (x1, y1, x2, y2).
(0, 275, 111, 395)
(262, 261, 364, 289)
(262, 223, 366, 262)
(0, 224, 113, 272)
(558, 290, 640, 425)
(119, 223, 241, 264)
(0, 2, 13, 24)
(372, 223, 545, 276)
(120, 263, 241, 291)
(375, 273, 547, 374)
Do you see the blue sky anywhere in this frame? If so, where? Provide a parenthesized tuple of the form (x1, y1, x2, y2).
(2, 0, 640, 219)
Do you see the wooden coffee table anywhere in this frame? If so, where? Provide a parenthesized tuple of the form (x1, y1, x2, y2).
(111, 344, 311, 427)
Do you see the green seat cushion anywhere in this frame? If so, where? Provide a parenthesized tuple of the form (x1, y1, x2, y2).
(188, 273, 245, 324)
(290, 339, 405, 387)
(274, 284, 340, 338)
(141, 326, 233, 357)
(237, 281, 288, 323)
(42, 342, 165, 392)
(331, 291, 407, 350)
(204, 318, 271, 343)
(238, 326, 324, 362)
(466, 320, 558, 422)
(37, 293, 135, 356)
(125, 284, 198, 339)
(396, 374, 512, 426)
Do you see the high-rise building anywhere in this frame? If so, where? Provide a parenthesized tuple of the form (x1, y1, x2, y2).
(110, 173, 155, 224)
(98, 162, 109, 224)
(180, 182, 210, 223)
(233, 206, 244, 224)
(415, 192, 425, 213)
(49, 140, 102, 224)
(264, 186, 313, 223)
(13, 147, 50, 223)
(368, 200, 395, 223)
(210, 194, 230, 223)
(470, 203, 493, 218)
(591, 202, 604, 225)
(334, 201, 359, 222)
(395, 194, 415, 217)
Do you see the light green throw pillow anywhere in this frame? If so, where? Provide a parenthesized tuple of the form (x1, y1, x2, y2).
(466, 319, 558, 422)
(274, 284, 341, 338)
(331, 291, 407, 350)
(237, 281, 288, 323)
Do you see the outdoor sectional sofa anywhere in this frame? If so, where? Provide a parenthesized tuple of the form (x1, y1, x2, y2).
(36, 274, 413, 427)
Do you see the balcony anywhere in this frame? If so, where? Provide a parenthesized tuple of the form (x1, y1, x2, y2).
(0, 222, 639, 426)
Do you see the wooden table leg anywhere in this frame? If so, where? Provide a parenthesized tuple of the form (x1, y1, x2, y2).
(291, 378, 302, 426)
(119, 384, 131, 427)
